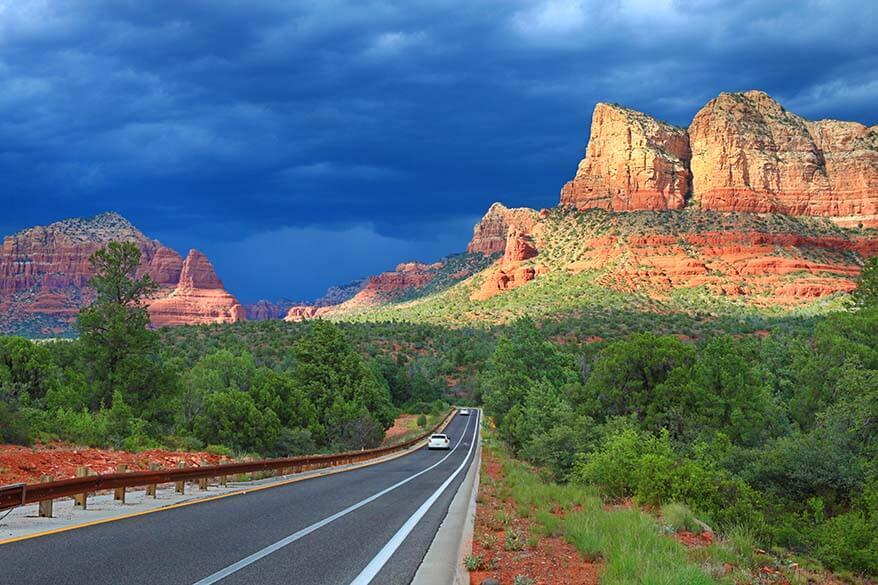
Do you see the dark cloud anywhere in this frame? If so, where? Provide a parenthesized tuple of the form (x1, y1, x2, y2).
(1, 0, 875, 301)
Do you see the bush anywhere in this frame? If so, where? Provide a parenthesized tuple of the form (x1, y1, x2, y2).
(661, 503, 700, 533)
(416, 413, 427, 428)
(205, 444, 232, 457)
(575, 428, 762, 531)
(0, 401, 30, 444)
(812, 512, 878, 574)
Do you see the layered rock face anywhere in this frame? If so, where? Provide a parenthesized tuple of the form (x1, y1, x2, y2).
(0, 212, 180, 297)
(689, 91, 878, 226)
(467, 203, 540, 256)
(473, 219, 547, 301)
(148, 251, 246, 327)
(246, 300, 296, 321)
(563, 91, 878, 227)
(0, 213, 244, 335)
(560, 103, 691, 212)
(339, 262, 443, 309)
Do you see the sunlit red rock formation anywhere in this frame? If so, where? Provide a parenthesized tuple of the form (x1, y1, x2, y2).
(472, 221, 546, 301)
(561, 91, 878, 228)
(467, 203, 540, 256)
(472, 264, 547, 301)
(0, 213, 243, 334)
(147, 250, 246, 327)
(689, 91, 878, 226)
(560, 228, 873, 303)
(503, 229, 539, 263)
(560, 103, 691, 212)
(338, 262, 443, 309)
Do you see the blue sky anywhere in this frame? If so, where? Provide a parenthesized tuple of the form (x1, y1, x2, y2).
(1, 0, 876, 302)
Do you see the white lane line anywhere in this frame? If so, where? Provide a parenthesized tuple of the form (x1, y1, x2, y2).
(349, 410, 480, 585)
(192, 414, 474, 585)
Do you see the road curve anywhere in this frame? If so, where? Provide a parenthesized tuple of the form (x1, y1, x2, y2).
(0, 410, 480, 585)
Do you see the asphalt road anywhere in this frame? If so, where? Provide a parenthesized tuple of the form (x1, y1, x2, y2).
(0, 411, 480, 585)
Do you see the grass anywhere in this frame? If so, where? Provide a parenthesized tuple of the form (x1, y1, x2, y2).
(563, 508, 715, 584)
(486, 435, 719, 584)
(661, 502, 702, 533)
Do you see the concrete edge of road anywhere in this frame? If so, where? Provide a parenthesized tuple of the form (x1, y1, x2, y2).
(0, 415, 460, 546)
(411, 411, 481, 585)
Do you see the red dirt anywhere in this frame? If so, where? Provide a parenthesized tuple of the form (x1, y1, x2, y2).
(469, 450, 599, 585)
(674, 530, 714, 548)
(382, 414, 420, 445)
(0, 443, 224, 485)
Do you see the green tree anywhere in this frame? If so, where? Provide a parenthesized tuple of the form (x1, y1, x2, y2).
(291, 320, 395, 431)
(851, 256, 878, 308)
(193, 389, 281, 453)
(77, 242, 171, 413)
(479, 317, 577, 426)
(582, 334, 694, 424)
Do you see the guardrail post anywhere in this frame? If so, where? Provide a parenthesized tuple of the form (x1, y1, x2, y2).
(219, 458, 228, 486)
(146, 463, 159, 497)
(114, 464, 127, 503)
(73, 466, 88, 509)
(38, 475, 54, 517)
(175, 461, 186, 494)
(198, 460, 209, 491)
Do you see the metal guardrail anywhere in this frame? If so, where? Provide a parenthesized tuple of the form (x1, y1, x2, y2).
(0, 408, 456, 512)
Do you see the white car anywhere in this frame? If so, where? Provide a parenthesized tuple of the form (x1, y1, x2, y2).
(459, 408, 470, 416)
(428, 434, 450, 450)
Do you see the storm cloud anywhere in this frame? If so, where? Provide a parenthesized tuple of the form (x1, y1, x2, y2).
(1, 0, 875, 301)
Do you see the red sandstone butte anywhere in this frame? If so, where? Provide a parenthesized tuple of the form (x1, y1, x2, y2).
(467, 203, 540, 256)
(561, 91, 878, 228)
(560, 103, 691, 212)
(147, 250, 246, 327)
(0, 213, 246, 331)
(689, 91, 878, 227)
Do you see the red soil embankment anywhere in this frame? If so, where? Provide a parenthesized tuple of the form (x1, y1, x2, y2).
(0, 443, 223, 485)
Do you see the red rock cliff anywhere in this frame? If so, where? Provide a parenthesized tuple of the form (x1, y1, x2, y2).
(688, 91, 877, 226)
(562, 91, 878, 227)
(147, 250, 246, 327)
(560, 103, 691, 212)
(467, 203, 540, 256)
(0, 213, 243, 334)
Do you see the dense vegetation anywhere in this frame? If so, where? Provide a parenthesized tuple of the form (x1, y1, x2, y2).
(0, 244, 458, 456)
(480, 304, 878, 577)
(2, 241, 877, 578)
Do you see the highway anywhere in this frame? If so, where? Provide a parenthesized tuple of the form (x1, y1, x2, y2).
(0, 410, 480, 585)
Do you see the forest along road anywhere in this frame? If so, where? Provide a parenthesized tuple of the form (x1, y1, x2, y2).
(0, 411, 480, 585)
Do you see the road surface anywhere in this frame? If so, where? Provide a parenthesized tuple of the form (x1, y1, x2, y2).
(0, 411, 480, 585)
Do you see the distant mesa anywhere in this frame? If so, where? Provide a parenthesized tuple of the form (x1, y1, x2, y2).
(147, 250, 246, 327)
(0, 212, 245, 336)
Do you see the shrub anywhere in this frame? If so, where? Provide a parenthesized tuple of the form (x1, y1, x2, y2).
(812, 512, 878, 575)
(477, 532, 497, 550)
(504, 528, 525, 551)
(661, 503, 700, 533)
(0, 401, 30, 444)
(205, 444, 232, 457)
(463, 554, 483, 571)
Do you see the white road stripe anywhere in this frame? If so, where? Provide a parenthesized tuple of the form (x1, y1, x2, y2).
(191, 413, 474, 585)
(348, 410, 480, 585)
